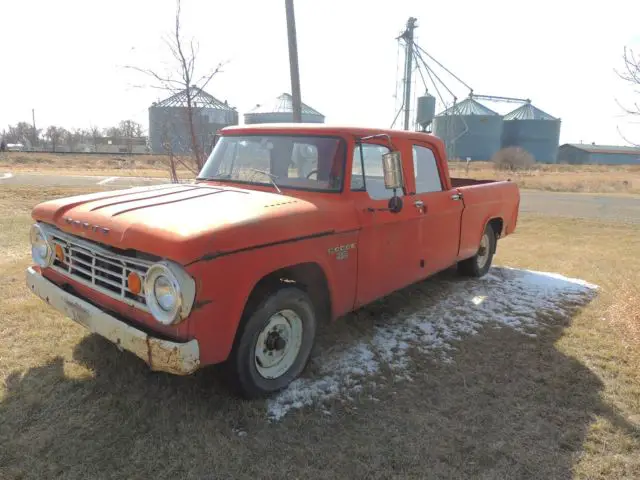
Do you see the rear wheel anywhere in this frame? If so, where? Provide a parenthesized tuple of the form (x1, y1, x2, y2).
(458, 225, 496, 277)
(226, 287, 316, 399)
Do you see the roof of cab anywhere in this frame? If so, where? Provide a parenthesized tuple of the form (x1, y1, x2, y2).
(220, 123, 443, 145)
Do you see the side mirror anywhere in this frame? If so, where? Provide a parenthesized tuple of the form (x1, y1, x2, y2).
(382, 151, 403, 190)
(382, 150, 404, 213)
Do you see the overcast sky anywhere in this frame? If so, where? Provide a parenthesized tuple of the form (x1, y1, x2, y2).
(2, 0, 639, 145)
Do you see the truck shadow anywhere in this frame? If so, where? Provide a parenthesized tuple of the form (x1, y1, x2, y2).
(1, 268, 638, 479)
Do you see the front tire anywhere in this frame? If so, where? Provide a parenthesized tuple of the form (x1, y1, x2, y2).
(226, 287, 316, 399)
(458, 225, 496, 278)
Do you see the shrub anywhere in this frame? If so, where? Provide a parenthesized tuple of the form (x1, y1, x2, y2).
(492, 147, 535, 172)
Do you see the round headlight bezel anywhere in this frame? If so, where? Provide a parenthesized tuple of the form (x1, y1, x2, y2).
(153, 274, 179, 312)
(144, 262, 195, 325)
(30, 223, 54, 268)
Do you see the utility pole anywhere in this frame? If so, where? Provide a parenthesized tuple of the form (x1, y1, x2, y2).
(32, 108, 37, 149)
(402, 17, 417, 130)
(285, 0, 302, 122)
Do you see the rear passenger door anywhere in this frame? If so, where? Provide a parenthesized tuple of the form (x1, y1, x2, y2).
(411, 143, 464, 274)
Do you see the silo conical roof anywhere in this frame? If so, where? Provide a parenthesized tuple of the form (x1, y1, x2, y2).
(504, 103, 557, 120)
(154, 86, 236, 110)
(248, 93, 323, 116)
(437, 97, 499, 116)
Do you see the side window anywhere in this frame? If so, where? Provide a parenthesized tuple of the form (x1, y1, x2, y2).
(351, 143, 404, 200)
(412, 145, 443, 194)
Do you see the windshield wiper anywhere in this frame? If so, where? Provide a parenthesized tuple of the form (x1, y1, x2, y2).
(248, 168, 281, 193)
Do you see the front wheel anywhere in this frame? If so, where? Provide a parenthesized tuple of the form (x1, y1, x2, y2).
(226, 287, 316, 399)
(458, 225, 496, 277)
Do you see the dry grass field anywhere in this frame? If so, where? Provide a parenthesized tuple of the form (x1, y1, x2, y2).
(449, 161, 640, 195)
(0, 186, 639, 479)
(0, 152, 193, 179)
(2, 152, 640, 195)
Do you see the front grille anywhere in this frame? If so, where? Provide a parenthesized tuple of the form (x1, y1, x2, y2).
(47, 227, 152, 311)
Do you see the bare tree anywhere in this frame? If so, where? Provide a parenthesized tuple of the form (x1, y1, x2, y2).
(616, 47, 640, 145)
(118, 120, 144, 138)
(89, 125, 101, 152)
(126, 0, 225, 172)
(115, 120, 144, 153)
(64, 128, 89, 152)
(5, 122, 38, 148)
(64, 129, 76, 152)
(104, 126, 121, 140)
(161, 123, 180, 183)
(45, 126, 66, 152)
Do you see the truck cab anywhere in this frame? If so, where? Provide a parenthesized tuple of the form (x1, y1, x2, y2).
(26, 124, 519, 398)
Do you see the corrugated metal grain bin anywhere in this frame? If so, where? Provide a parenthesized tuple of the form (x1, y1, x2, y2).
(432, 97, 503, 161)
(148, 86, 238, 154)
(244, 93, 325, 124)
(501, 103, 561, 163)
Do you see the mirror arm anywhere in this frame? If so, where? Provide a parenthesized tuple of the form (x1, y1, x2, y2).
(358, 133, 397, 151)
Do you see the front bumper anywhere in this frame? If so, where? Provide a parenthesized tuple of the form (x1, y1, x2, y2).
(26, 267, 200, 375)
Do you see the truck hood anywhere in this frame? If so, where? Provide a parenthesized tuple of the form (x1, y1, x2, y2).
(32, 183, 354, 265)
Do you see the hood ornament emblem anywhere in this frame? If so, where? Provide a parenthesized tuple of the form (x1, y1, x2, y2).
(64, 217, 110, 234)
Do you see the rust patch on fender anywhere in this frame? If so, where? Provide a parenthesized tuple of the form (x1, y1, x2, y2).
(192, 299, 213, 310)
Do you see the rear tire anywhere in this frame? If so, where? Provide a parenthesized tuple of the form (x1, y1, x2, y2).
(225, 287, 316, 399)
(458, 225, 496, 278)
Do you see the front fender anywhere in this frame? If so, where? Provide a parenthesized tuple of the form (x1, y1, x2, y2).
(184, 229, 359, 365)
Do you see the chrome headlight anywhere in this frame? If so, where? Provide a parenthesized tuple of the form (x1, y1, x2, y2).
(144, 261, 196, 325)
(30, 224, 54, 268)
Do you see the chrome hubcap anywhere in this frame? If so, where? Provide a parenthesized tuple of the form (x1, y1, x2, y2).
(255, 309, 303, 380)
(476, 233, 490, 269)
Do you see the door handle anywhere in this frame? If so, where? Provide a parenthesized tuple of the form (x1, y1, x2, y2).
(414, 200, 426, 212)
(451, 193, 462, 201)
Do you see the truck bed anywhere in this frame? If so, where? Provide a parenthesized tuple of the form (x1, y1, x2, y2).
(451, 178, 520, 260)
(451, 177, 501, 188)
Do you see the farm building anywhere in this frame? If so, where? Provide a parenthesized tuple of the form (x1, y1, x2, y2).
(557, 144, 640, 165)
(148, 86, 238, 154)
(82, 136, 148, 154)
(244, 93, 325, 124)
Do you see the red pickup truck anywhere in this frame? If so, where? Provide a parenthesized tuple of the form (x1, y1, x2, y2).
(26, 124, 519, 397)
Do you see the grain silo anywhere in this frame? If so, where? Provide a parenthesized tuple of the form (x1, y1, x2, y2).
(244, 93, 325, 124)
(501, 102, 561, 163)
(416, 93, 436, 131)
(148, 86, 238, 154)
(432, 97, 503, 161)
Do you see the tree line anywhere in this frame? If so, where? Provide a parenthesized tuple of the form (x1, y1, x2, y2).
(1, 120, 145, 153)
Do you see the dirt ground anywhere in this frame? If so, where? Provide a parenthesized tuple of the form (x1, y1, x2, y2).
(0, 186, 639, 479)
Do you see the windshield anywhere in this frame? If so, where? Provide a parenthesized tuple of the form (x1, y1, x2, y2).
(198, 135, 345, 192)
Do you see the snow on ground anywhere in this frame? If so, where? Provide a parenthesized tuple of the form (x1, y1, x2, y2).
(266, 267, 598, 421)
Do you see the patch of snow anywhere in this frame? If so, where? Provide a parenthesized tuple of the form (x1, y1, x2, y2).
(266, 267, 598, 421)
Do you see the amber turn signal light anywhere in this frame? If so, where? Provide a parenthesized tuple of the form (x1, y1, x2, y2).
(54, 244, 65, 262)
(127, 272, 142, 295)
